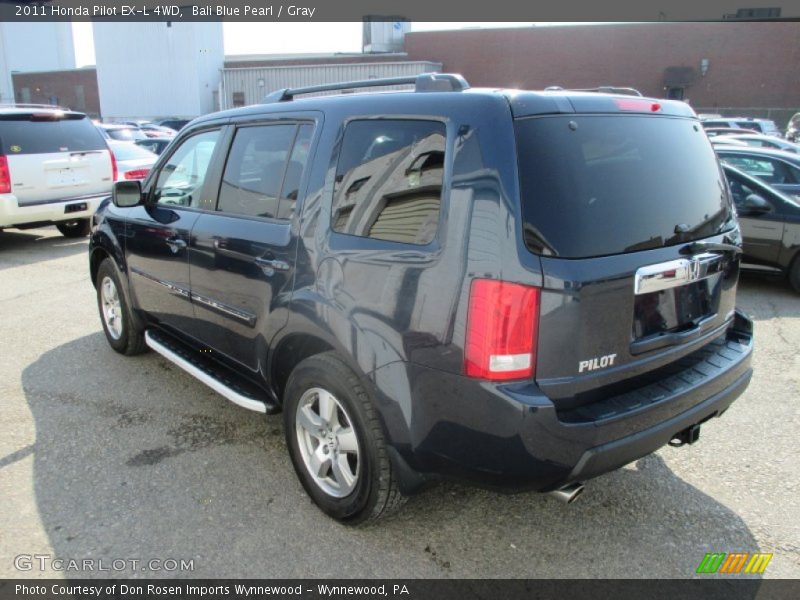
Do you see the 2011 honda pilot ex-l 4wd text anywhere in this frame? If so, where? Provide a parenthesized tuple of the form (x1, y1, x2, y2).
(89, 74, 753, 524)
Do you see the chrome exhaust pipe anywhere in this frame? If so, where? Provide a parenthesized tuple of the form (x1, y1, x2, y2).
(548, 482, 585, 504)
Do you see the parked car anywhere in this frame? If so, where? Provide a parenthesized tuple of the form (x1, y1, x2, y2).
(135, 137, 172, 155)
(715, 146, 800, 198)
(702, 117, 782, 137)
(97, 123, 147, 142)
(709, 137, 748, 147)
(785, 112, 800, 143)
(120, 120, 151, 128)
(704, 127, 754, 138)
(722, 164, 800, 290)
(107, 140, 157, 181)
(156, 118, 190, 131)
(0, 105, 114, 237)
(713, 133, 800, 154)
(89, 74, 753, 524)
(140, 124, 177, 138)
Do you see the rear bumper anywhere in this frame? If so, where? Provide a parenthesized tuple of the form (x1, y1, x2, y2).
(372, 311, 754, 493)
(0, 193, 107, 228)
(563, 367, 750, 486)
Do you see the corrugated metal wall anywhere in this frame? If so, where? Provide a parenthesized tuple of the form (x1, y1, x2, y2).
(220, 61, 442, 109)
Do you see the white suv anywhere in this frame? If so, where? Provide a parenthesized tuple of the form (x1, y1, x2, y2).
(0, 106, 115, 237)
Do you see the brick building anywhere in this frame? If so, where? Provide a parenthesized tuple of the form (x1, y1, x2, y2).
(11, 68, 100, 117)
(405, 22, 800, 127)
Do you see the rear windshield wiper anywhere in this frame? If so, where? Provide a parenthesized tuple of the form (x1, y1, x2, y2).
(680, 241, 743, 255)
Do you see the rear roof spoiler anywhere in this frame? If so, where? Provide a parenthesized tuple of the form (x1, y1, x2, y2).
(544, 86, 643, 97)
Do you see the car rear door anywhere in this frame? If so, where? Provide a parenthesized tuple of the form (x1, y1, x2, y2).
(514, 113, 740, 411)
(187, 117, 317, 374)
(724, 167, 784, 267)
(0, 113, 112, 203)
(124, 127, 223, 331)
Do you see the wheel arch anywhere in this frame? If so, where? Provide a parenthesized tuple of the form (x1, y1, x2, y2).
(269, 332, 336, 404)
(89, 228, 126, 289)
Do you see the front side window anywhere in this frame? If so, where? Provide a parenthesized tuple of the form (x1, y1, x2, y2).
(217, 123, 312, 219)
(331, 119, 445, 245)
(726, 171, 771, 209)
(153, 129, 220, 208)
(719, 155, 796, 185)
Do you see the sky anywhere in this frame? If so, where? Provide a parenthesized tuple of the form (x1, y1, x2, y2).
(71, 22, 544, 66)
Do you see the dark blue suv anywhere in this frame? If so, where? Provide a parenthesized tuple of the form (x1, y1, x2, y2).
(89, 74, 754, 524)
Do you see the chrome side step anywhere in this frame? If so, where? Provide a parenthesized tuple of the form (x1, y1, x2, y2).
(145, 330, 269, 413)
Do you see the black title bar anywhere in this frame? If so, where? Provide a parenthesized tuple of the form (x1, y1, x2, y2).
(0, 0, 799, 22)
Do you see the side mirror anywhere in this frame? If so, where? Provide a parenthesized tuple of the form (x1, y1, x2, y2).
(741, 194, 771, 215)
(112, 180, 143, 208)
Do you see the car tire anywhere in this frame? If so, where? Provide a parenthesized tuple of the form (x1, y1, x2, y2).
(96, 258, 147, 355)
(789, 256, 800, 293)
(283, 351, 405, 525)
(56, 219, 91, 238)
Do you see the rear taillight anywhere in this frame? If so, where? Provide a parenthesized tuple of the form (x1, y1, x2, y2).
(124, 168, 150, 180)
(0, 155, 10, 194)
(108, 149, 118, 181)
(464, 279, 540, 381)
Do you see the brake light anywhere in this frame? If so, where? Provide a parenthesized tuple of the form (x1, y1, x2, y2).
(0, 155, 10, 194)
(108, 149, 118, 181)
(615, 98, 661, 112)
(464, 279, 540, 381)
(124, 168, 150, 180)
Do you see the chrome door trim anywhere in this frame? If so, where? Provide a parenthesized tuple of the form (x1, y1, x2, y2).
(191, 292, 257, 327)
(130, 267, 191, 299)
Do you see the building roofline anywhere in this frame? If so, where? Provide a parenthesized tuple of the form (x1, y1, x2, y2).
(221, 61, 442, 73)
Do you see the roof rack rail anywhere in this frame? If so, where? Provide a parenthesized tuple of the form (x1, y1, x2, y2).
(262, 73, 470, 104)
(544, 86, 643, 97)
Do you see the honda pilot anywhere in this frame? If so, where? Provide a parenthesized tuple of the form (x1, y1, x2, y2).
(89, 74, 753, 524)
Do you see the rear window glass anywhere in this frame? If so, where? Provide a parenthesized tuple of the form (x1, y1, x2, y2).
(0, 117, 106, 156)
(515, 115, 733, 258)
(0, 115, 107, 155)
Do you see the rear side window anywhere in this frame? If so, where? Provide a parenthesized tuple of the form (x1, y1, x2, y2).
(277, 124, 313, 219)
(515, 115, 734, 258)
(110, 143, 156, 161)
(0, 115, 106, 155)
(733, 121, 762, 132)
(217, 123, 311, 220)
(332, 119, 445, 246)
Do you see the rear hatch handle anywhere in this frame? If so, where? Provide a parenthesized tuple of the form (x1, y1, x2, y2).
(630, 313, 722, 355)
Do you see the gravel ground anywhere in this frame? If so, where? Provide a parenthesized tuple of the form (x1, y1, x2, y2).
(0, 227, 797, 579)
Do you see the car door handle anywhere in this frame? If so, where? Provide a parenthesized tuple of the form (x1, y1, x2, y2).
(165, 237, 187, 253)
(254, 257, 290, 272)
